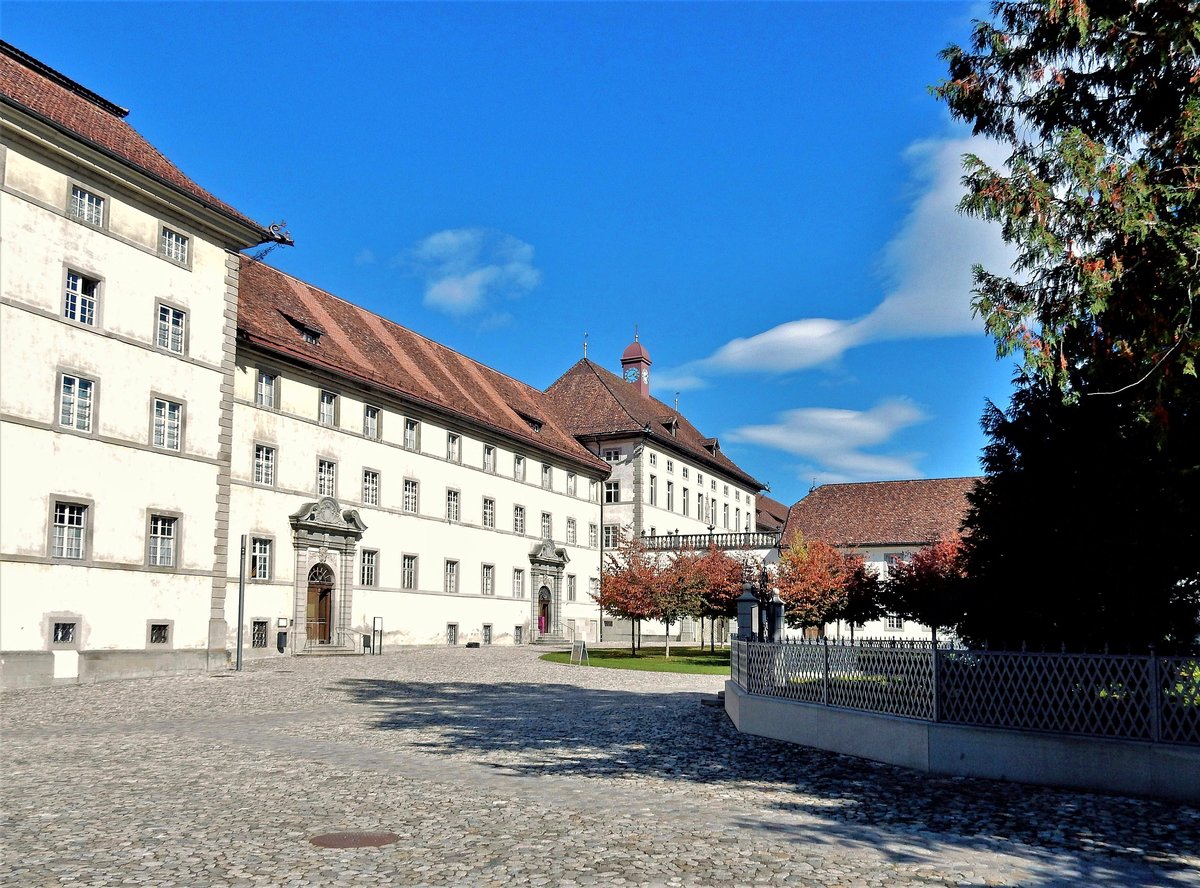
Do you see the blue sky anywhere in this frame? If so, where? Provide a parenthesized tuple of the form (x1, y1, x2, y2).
(5, 2, 1019, 507)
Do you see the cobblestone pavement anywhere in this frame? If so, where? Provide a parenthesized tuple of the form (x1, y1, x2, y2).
(2, 646, 1198, 888)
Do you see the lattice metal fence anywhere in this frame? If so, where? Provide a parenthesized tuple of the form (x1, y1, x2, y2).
(730, 640, 1200, 746)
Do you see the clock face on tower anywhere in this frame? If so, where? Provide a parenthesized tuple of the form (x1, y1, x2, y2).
(624, 367, 641, 384)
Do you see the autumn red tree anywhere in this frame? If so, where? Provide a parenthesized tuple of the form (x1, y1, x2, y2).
(827, 558, 883, 641)
(883, 537, 967, 642)
(595, 533, 660, 656)
(655, 549, 708, 659)
(776, 533, 855, 629)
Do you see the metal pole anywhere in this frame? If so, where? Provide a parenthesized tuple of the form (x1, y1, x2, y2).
(235, 534, 246, 671)
(1148, 646, 1160, 743)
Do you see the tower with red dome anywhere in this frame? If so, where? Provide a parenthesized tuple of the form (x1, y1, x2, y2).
(619, 332, 652, 398)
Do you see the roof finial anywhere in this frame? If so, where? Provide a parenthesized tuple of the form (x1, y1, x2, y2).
(674, 392, 680, 412)
(634, 323, 639, 343)
(583, 332, 588, 358)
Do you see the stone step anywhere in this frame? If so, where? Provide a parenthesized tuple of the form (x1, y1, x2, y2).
(297, 646, 360, 657)
(532, 634, 569, 645)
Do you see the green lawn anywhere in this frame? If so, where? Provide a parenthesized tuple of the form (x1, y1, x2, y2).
(541, 645, 731, 674)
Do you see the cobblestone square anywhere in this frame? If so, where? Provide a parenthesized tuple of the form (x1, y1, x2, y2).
(2, 646, 1197, 887)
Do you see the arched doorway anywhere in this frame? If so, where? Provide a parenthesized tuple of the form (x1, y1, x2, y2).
(306, 563, 334, 644)
(537, 586, 552, 635)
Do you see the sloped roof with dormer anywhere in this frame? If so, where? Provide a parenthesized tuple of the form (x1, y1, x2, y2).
(754, 494, 789, 532)
(0, 41, 281, 244)
(783, 477, 979, 548)
(237, 258, 610, 476)
(543, 358, 764, 490)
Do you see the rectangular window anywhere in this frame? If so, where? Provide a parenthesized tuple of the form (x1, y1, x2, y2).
(446, 433, 461, 462)
(588, 523, 598, 548)
(444, 560, 458, 594)
(541, 511, 552, 539)
(649, 452, 657, 467)
(723, 504, 730, 528)
(363, 405, 380, 439)
(514, 625, 524, 644)
(697, 473, 704, 486)
(590, 480, 599, 503)
(566, 518, 577, 545)
(886, 614, 904, 631)
(603, 449, 621, 463)
(69, 185, 104, 226)
(602, 525, 619, 548)
(360, 549, 378, 586)
(666, 481, 674, 511)
(483, 444, 496, 472)
(319, 391, 337, 426)
(482, 624, 492, 645)
(683, 487, 690, 517)
(513, 568, 525, 598)
(362, 470, 380, 506)
(251, 620, 268, 648)
(317, 459, 337, 497)
(567, 574, 577, 602)
(403, 418, 420, 450)
(567, 472, 577, 496)
(481, 564, 495, 596)
(52, 503, 87, 559)
(152, 398, 182, 450)
(148, 515, 177, 567)
(735, 490, 741, 502)
(514, 505, 526, 534)
(590, 577, 600, 600)
(254, 444, 275, 485)
(683, 467, 690, 480)
(59, 374, 94, 432)
(156, 304, 186, 354)
(255, 370, 276, 408)
(514, 454, 526, 481)
(541, 464, 552, 489)
(445, 489, 460, 521)
(446, 623, 458, 645)
(402, 554, 417, 589)
(63, 270, 98, 326)
(403, 479, 419, 513)
(712, 479, 717, 491)
(53, 622, 77, 644)
(604, 481, 620, 503)
(482, 497, 495, 528)
(724, 485, 730, 496)
(666, 459, 674, 474)
(250, 538, 272, 579)
(649, 475, 657, 506)
(735, 508, 741, 530)
(160, 227, 189, 264)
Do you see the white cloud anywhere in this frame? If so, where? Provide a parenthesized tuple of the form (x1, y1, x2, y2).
(354, 248, 376, 266)
(727, 398, 928, 483)
(663, 134, 1014, 381)
(403, 228, 541, 316)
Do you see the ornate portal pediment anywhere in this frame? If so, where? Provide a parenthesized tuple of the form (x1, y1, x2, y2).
(289, 497, 367, 540)
(529, 538, 569, 567)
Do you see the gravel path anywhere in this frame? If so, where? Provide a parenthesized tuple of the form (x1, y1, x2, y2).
(2, 645, 1197, 887)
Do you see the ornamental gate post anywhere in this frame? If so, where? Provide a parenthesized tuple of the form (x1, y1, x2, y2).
(1148, 647, 1161, 743)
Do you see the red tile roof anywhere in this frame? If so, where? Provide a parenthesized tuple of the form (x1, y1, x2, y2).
(237, 258, 610, 475)
(543, 359, 764, 490)
(783, 477, 980, 548)
(0, 41, 279, 243)
(754, 494, 789, 533)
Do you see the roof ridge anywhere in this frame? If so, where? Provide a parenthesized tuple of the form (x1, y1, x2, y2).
(814, 476, 982, 489)
(0, 40, 128, 117)
(581, 358, 646, 430)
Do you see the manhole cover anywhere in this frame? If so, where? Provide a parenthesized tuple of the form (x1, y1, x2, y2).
(309, 831, 399, 849)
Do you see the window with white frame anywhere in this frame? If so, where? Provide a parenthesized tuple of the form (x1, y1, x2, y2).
(482, 497, 495, 528)
(482, 624, 492, 645)
(59, 374, 94, 432)
(148, 515, 177, 567)
(885, 614, 904, 631)
(403, 418, 420, 450)
(481, 564, 495, 596)
(445, 489, 460, 521)
(683, 487, 690, 517)
(711, 479, 717, 491)
(402, 554, 417, 589)
(724, 484, 729, 496)
(603, 449, 621, 463)
(63, 270, 98, 326)
(735, 508, 741, 530)
(735, 490, 741, 502)
(319, 391, 337, 426)
(52, 502, 87, 559)
(250, 538, 272, 579)
(682, 467, 690, 479)
(362, 470, 380, 506)
(745, 512, 751, 532)
(649, 452, 657, 467)
(588, 523, 598, 548)
(403, 479, 419, 513)
(590, 577, 600, 600)
(317, 459, 336, 497)
(541, 463, 552, 489)
(69, 185, 104, 226)
(604, 481, 620, 503)
(723, 503, 730, 528)
(514, 454, 526, 481)
(567, 574, 577, 601)
(567, 472, 577, 496)
(590, 480, 599, 502)
(252, 620, 268, 648)
(255, 370, 276, 408)
(483, 444, 496, 472)
(602, 525, 619, 548)
(363, 405, 380, 439)
(541, 511, 552, 539)
(160, 227, 189, 264)
(512, 568, 525, 598)
(666, 459, 674, 474)
(447, 432, 461, 462)
(253, 444, 275, 485)
(444, 560, 458, 593)
(649, 475, 657, 506)
(566, 518, 577, 545)
(666, 481, 674, 511)
(697, 473, 703, 486)
(513, 505, 526, 534)
(152, 398, 182, 450)
(360, 549, 378, 586)
(156, 304, 186, 354)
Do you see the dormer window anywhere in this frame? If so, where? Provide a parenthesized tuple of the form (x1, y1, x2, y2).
(515, 409, 544, 433)
(280, 311, 323, 345)
(302, 328, 319, 344)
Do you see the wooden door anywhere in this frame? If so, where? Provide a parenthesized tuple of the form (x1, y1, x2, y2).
(306, 585, 331, 643)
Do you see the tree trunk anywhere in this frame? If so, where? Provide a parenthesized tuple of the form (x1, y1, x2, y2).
(665, 620, 671, 659)
(711, 618, 715, 652)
